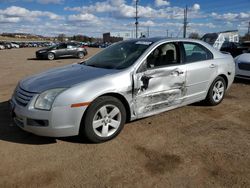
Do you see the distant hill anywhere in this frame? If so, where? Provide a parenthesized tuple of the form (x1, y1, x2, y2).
(0, 33, 53, 41)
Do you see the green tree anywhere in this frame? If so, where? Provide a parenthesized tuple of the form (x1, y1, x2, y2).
(189, 32, 200, 39)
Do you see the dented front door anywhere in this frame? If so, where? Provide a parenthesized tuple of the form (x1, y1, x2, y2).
(133, 65, 187, 117)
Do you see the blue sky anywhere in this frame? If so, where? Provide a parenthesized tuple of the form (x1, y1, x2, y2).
(0, 0, 249, 37)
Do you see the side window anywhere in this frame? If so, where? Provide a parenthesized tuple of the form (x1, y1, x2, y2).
(147, 42, 180, 68)
(57, 43, 67, 49)
(183, 43, 213, 63)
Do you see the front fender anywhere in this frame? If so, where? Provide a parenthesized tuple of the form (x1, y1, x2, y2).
(53, 71, 133, 108)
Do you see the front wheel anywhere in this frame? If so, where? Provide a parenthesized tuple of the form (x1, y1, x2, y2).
(80, 96, 126, 143)
(47, 52, 55, 60)
(205, 76, 226, 106)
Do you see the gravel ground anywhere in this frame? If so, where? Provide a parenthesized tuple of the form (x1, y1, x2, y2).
(0, 48, 249, 187)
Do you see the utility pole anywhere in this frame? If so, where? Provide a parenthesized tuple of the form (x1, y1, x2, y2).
(135, 0, 139, 38)
(147, 26, 150, 37)
(248, 21, 250, 35)
(166, 29, 168, 38)
(183, 5, 188, 38)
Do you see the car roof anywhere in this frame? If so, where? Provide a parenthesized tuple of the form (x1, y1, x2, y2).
(127, 37, 203, 44)
(125, 37, 223, 59)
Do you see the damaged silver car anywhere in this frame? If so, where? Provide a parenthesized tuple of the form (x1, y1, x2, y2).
(10, 38, 235, 143)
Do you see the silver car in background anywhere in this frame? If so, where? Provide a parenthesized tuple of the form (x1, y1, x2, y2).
(235, 53, 250, 80)
(36, 42, 88, 60)
(10, 38, 235, 143)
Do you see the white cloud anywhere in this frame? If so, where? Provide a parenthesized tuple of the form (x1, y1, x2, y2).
(65, 1, 202, 20)
(211, 11, 250, 21)
(140, 20, 156, 27)
(36, 0, 64, 4)
(68, 13, 100, 24)
(192, 3, 200, 11)
(155, 0, 170, 7)
(0, 6, 62, 23)
(0, 1, 248, 37)
(0, 15, 20, 23)
(189, 22, 216, 29)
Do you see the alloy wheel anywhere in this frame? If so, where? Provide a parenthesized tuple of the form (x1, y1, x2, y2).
(212, 80, 225, 103)
(92, 104, 121, 137)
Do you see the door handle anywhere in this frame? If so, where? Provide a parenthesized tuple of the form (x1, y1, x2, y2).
(209, 64, 216, 68)
(171, 70, 184, 76)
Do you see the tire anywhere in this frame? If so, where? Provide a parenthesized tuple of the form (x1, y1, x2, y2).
(80, 96, 126, 143)
(77, 52, 84, 59)
(47, 53, 55, 60)
(205, 76, 226, 106)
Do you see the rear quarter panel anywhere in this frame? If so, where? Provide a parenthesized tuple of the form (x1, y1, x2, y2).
(215, 53, 235, 90)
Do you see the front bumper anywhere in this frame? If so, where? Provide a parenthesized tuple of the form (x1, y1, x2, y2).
(10, 97, 87, 137)
(235, 64, 250, 80)
(36, 52, 48, 59)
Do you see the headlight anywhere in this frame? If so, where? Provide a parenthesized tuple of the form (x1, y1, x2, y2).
(34, 88, 66, 110)
(39, 50, 47, 53)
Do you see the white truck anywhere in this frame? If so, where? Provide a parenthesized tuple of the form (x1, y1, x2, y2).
(201, 30, 239, 50)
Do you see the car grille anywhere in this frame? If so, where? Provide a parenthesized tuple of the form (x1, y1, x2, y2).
(238, 62, 250, 71)
(15, 85, 36, 107)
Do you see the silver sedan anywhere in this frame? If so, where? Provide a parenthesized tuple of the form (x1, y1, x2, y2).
(10, 38, 235, 143)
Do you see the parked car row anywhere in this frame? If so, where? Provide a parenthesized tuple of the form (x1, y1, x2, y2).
(0, 41, 55, 50)
(0, 40, 113, 51)
(87, 42, 112, 48)
(0, 41, 13, 49)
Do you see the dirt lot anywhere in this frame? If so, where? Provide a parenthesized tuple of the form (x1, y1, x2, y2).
(0, 48, 249, 187)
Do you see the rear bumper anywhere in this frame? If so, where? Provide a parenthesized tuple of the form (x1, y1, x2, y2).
(10, 97, 87, 137)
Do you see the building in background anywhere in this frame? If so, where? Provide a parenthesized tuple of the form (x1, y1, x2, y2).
(103, 30, 149, 43)
(110, 31, 134, 40)
(103, 32, 123, 43)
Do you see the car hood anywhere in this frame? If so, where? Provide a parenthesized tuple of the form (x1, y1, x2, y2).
(37, 48, 50, 52)
(20, 64, 119, 93)
(236, 53, 250, 63)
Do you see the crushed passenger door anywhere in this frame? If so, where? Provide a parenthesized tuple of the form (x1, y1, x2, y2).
(133, 64, 187, 117)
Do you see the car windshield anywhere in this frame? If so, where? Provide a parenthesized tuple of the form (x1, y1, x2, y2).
(84, 40, 152, 69)
(48, 45, 58, 50)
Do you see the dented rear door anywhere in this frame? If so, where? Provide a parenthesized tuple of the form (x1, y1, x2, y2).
(133, 64, 186, 117)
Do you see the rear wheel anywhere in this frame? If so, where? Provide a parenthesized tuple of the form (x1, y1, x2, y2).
(80, 96, 126, 143)
(205, 76, 226, 106)
(47, 53, 55, 60)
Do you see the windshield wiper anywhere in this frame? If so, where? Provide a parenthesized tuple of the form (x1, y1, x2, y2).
(86, 64, 100, 68)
